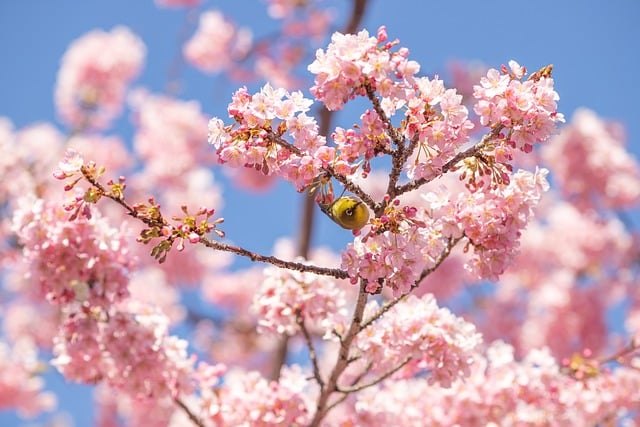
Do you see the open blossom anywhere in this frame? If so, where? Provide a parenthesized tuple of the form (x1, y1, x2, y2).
(455, 168, 550, 281)
(541, 108, 640, 210)
(55, 26, 145, 131)
(184, 10, 252, 74)
(252, 264, 348, 337)
(480, 199, 637, 357)
(11, 195, 134, 308)
(0, 338, 56, 417)
(473, 60, 564, 152)
(52, 302, 195, 400)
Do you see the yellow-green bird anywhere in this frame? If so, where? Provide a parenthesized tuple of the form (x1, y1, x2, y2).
(321, 196, 370, 230)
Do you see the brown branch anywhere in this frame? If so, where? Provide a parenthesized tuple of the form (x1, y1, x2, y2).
(308, 281, 370, 427)
(343, 0, 368, 35)
(198, 237, 349, 279)
(174, 397, 205, 427)
(336, 356, 412, 394)
(80, 169, 349, 280)
(297, 312, 325, 390)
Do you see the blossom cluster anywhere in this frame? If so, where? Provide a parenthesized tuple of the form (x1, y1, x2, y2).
(455, 167, 550, 280)
(338, 341, 640, 426)
(184, 11, 252, 74)
(252, 265, 348, 337)
(473, 60, 564, 152)
(341, 211, 449, 296)
(55, 26, 145, 131)
(11, 196, 133, 307)
(541, 108, 640, 210)
(0, 338, 56, 417)
(209, 83, 331, 191)
(52, 302, 195, 400)
(130, 90, 215, 181)
(207, 27, 563, 298)
(352, 294, 482, 388)
(203, 367, 310, 426)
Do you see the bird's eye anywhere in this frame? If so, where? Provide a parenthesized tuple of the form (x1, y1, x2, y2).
(345, 208, 354, 216)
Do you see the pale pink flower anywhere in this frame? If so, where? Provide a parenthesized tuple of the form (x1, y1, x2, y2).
(68, 134, 132, 172)
(208, 83, 326, 190)
(183, 10, 252, 74)
(52, 302, 195, 401)
(473, 61, 564, 152)
(455, 168, 549, 281)
(204, 367, 310, 426)
(2, 300, 60, 349)
(55, 27, 145, 131)
(542, 108, 640, 210)
(0, 338, 56, 417)
(252, 264, 348, 337)
(337, 341, 640, 426)
(353, 294, 482, 388)
(1, 121, 65, 204)
(130, 90, 214, 180)
(12, 196, 134, 308)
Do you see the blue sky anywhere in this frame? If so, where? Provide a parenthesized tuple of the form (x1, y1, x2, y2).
(1, 1, 639, 425)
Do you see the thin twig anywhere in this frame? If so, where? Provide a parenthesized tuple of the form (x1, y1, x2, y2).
(297, 312, 325, 391)
(80, 169, 349, 280)
(174, 397, 205, 427)
(197, 237, 349, 279)
(336, 356, 412, 394)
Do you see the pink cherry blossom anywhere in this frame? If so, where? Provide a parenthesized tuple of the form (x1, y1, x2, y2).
(353, 294, 482, 388)
(336, 341, 640, 426)
(12, 196, 134, 308)
(0, 338, 56, 417)
(130, 90, 215, 180)
(52, 301, 195, 401)
(542, 108, 640, 210)
(208, 83, 325, 190)
(203, 367, 310, 426)
(183, 11, 252, 74)
(252, 264, 348, 337)
(455, 168, 550, 281)
(473, 61, 564, 152)
(55, 27, 145, 131)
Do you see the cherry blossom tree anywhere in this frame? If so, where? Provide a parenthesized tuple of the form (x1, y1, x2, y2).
(2, 1, 640, 426)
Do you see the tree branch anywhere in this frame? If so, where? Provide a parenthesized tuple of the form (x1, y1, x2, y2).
(174, 397, 205, 427)
(336, 356, 412, 393)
